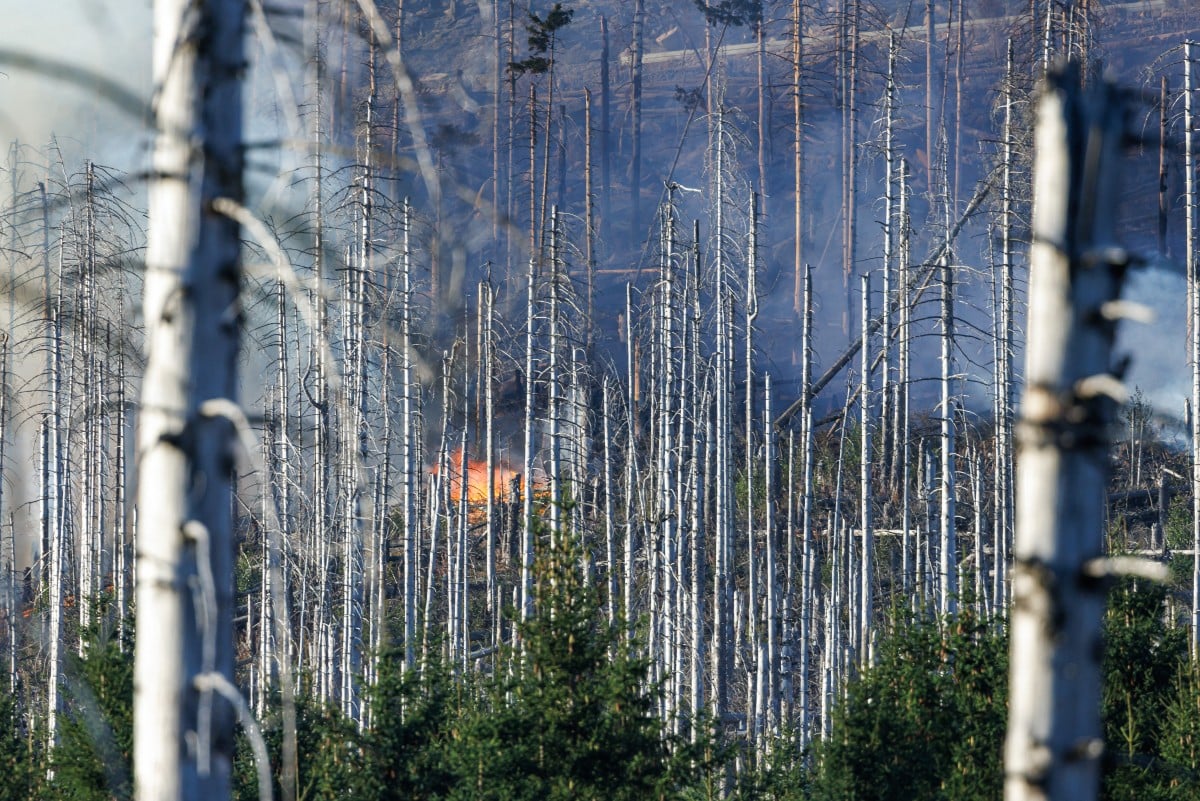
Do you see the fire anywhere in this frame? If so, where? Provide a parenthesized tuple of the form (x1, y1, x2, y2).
(432, 453, 522, 505)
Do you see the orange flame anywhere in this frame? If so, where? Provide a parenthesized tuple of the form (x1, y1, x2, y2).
(432, 453, 522, 504)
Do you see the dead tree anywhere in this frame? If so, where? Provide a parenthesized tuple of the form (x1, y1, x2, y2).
(1186, 41, 1200, 654)
(1003, 64, 1136, 801)
(135, 0, 246, 798)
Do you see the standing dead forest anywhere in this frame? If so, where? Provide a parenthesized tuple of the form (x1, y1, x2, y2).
(3, 1, 1200, 799)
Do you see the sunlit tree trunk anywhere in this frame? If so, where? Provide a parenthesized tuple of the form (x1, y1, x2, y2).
(763, 373, 778, 738)
(482, 277, 498, 655)
(939, 251, 958, 618)
(841, 0, 860, 331)
(1186, 42, 1200, 655)
(860, 274, 873, 666)
(1004, 66, 1126, 801)
(745, 193, 760, 744)
(711, 114, 733, 732)
(688, 277, 706, 739)
(42, 192, 63, 750)
(78, 163, 98, 642)
(135, 0, 245, 798)
(996, 40, 1017, 618)
(600, 16, 611, 227)
(630, 0, 644, 239)
(798, 264, 815, 748)
(401, 201, 418, 671)
(603, 379, 617, 625)
(898, 160, 913, 605)
(925, 0, 935, 189)
(624, 282, 637, 644)
(791, 0, 804, 317)
(521, 257, 537, 622)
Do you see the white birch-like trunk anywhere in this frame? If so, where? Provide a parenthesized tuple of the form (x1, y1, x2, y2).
(1004, 66, 1125, 801)
(791, 0, 804, 316)
(79, 164, 97, 641)
(116, 316, 129, 638)
(548, 211, 563, 546)
(898, 160, 912, 606)
(624, 282, 637, 643)
(1186, 42, 1200, 654)
(781, 430, 795, 730)
(135, 0, 244, 797)
(457, 429, 470, 671)
(482, 278, 498, 654)
(43, 416, 61, 747)
(656, 199, 677, 728)
(521, 258, 537, 622)
(939, 254, 958, 618)
(401, 201, 418, 671)
(745, 192, 760, 744)
(713, 111, 733, 734)
(630, 0, 644, 236)
(688, 233, 705, 736)
(763, 372, 778, 736)
(43, 202, 64, 748)
(997, 39, 1017, 618)
(972, 451, 988, 616)
(831, 388, 851, 666)
(603, 380, 617, 625)
(799, 264, 815, 748)
(860, 274, 873, 665)
(881, 34, 896, 480)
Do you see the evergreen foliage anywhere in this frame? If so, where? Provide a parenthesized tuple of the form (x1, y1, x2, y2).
(233, 692, 365, 801)
(356, 650, 461, 801)
(692, 0, 761, 28)
(47, 613, 133, 801)
(508, 2, 574, 77)
(449, 532, 690, 801)
(1101, 580, 1189, 800)
(0, 682, 41, 801)
(360, 527, 712, 801)
(5, 4, 1200, 799)
(247, 520, 722, 800)
(731, 733, 811, 801)
(809, 609, 1007, 801)
(1157, 665, 1200, 799)
(26, 574, 1200, 801)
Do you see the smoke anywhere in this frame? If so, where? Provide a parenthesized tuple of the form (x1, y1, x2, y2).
(0, 1, 149, 572)
(1119, 264, 1189, 438)
(0, 0, 152, 171)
